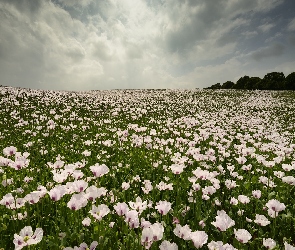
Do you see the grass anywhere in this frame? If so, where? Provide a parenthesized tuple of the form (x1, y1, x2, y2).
(0, 87, 294, 249)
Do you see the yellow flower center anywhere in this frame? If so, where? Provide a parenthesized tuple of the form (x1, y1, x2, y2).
(24, 236, 30, 242)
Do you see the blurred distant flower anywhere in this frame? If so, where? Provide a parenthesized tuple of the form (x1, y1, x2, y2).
(64, 241, 98, 250)
(263, 238, 276, 249)
(82, 217, 91, 226)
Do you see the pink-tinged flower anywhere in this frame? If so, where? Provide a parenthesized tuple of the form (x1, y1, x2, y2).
(48, 185, 66, 201)
(67, 193, 88, 211)
(282, 176, 295, 185)
(284, 242, 295, 250)
(172, 217, 180, 224)
(64, 241, 98, 250)
(141, 222, 164, 247)
(252, 190, 262, 199)
(246, 217, 252, 222)
(52, 170, 68, 183)
(236, 156, 247, 164)
(3, 146, 17, 156)
(85, 186, 107, 201)
(150, 222, 164, 241)
(159, 240, 178, 250)
(225, 179, 237, 189)
(265, 199, 286, 213)
(13, 226, 43, 250)
(207, 241, 224, 250)
(114, 202, 129, 216)
(155, 200, 172, 215)
(129, 197, 148, 213)
(190, 231, 208, 248)
(254, 214, 270, 226)
(238, 195, 250, 204)
(141, 218, 152, 229)
(170, 164, 185, 174)
(125, 210, 140, 228)
(192, 167, 210, 180)
(263, 238, 276, 249)
(72, 180, 88, 193)
(90, 164, 109, 177)
(122, 182, 130, 190)
(82, 217, 91, 226)
(230, 197, 238, 205)
(211, 210, 235, 231)
(9, 160, 26, 170)
(24, 191, 41, 204)
(192, 183, 201, 191)
(282, 164, 294, 171)
(0, 193, 15, 207)
(173, 224, 192, 240)
(234, 229, 252, 243)
(202, 186, 216, 195)
(223, 243, 237, 249)
(82, 150, 91, 156)
(89, 204, 110, 221)
(199, 220, 205, 228)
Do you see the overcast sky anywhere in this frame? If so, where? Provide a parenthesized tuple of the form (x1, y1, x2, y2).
(0, 0, 295, 91)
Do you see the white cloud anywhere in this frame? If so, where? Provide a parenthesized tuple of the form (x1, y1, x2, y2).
(258, 23, 275, 32)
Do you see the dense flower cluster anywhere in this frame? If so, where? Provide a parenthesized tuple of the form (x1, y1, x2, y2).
(0, 87, 294, 249)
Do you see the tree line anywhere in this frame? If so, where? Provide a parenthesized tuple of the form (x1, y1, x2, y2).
(205, 72, 295, 90)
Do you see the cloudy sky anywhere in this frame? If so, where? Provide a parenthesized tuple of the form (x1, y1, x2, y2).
(0, 0, 295, 91)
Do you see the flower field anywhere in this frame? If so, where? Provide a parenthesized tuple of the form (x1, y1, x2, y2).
(0, 86, 295, 249)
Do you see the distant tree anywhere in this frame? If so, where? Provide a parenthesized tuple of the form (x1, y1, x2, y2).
(206, 83, 221, 89)
(204, 71, 294, 90)
(235, 76, 250, 89)
(285, 72, 295, 90)
(253, 79, 264, 90)
(262, 72, 285, 90)
(245, 77, 261, 90)
(222, 81, 235, 89)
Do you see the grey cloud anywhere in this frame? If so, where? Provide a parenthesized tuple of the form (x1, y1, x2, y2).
(1, 0, 43, 14)
(163, 0, 283, 57)
(288, 35, 295, 47)
(251, 43, 284, 61)
(258, 23, 275, 32)
(287, 18, 295, 31)
(216, 33, 239, 47)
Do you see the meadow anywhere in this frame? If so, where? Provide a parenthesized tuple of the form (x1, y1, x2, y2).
(0, 86, 294, 249)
